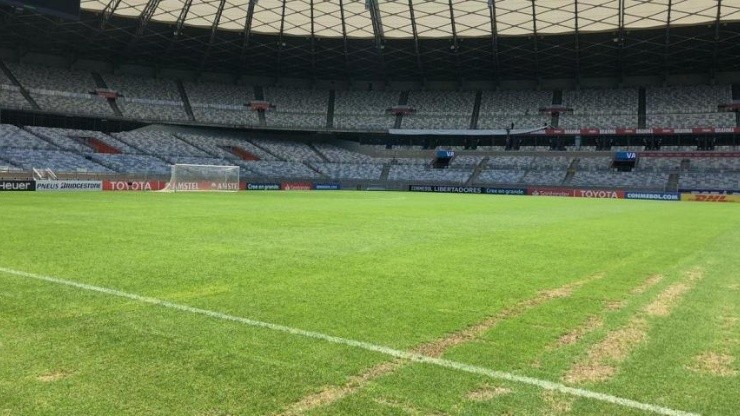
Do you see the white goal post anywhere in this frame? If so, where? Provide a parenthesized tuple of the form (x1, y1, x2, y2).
(162, 164, 240, 192)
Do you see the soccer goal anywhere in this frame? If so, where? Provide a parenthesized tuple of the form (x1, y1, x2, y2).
(162, 164, 240, 192)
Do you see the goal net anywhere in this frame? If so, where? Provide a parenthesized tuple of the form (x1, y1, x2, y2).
(162, 164, 240, 192)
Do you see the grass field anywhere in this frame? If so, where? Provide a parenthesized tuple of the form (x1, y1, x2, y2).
(0, 191, 738, 416)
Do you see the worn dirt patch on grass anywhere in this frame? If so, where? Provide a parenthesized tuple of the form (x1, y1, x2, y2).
(605, 300, 626, 311)
(564, 268, 705, 384)
(555, 316, 604, 348)
(688, 352, 737, 377)
(466, 385, 512, 401)
(278, 274, 603, 414)
(36, 371, 70, 383)
(644, 268, 703, 317)
(413, 273, 604, 357)
(374, 398, 449, 415)
(542, 390, 575, 414)
(563, 317, 648, 384)
(631, 274, 664, 295)
(276, 360, 404, 416)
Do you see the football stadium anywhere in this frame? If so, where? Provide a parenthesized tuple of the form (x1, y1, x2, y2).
(0, 1, 738, 415)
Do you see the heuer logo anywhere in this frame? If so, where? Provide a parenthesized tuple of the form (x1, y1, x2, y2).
(0, 181, 32, 191)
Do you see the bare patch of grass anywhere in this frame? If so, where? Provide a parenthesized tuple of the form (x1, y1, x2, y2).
(631, 274, 664, 295)
(276, 360, 404, 416)
(466, 385, 512, 401)
(279, 274, 603, 414)
(555, 316, 604, 348)
(563, 317, 648, 384)
(36, 371, 70, 383)
(542, 390, 575, 414)
(688, 352, 737, 377)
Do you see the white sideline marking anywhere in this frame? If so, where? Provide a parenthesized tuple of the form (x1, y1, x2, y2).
(0, 266, 698, 416)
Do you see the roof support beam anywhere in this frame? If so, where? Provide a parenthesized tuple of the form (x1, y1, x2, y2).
(275, 0, 287, 77)
(310, 0, 316, 80)
(125, 0, 161, 53)
(173, 0, 194, 38)
(338, 0, 350, 80)
(662, 0, 673, 80)
(198, 0, 227, 72)
(574, 0, 581, 84)
(488, 0, 500, 85)
(617, 0, 626, 83)
(366, 0, 386, 78)
(100, 0, 122, 29)
(407, 0, 424, 81)
(240, 0, 258, 66)
(711, 0, 723, 80)
(530, 0, 541, 83)
(447, 0, 462, 85)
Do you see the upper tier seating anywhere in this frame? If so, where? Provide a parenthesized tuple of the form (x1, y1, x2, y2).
(646, 85, 735, 128)
(402, 90, 475, 129)
(478, 90, 552, 129)
(264, 87, 328, 129)
(103, 73, 189, 122)
(4, 63, 112, 117)
(184, 81, 259, 126)
(334, 90, 398, 130)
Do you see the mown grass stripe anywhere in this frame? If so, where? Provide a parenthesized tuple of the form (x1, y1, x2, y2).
(0, 266, 699, 416)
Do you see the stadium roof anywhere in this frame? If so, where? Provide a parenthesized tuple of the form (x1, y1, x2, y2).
(1, 1, 740, 81)
(82, 0, 740, 39)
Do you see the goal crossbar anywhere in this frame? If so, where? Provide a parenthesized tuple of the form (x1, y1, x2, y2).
(162, 164, 240, 192)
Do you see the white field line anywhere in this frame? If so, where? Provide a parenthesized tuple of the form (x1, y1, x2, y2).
(0, 266, 698, 416)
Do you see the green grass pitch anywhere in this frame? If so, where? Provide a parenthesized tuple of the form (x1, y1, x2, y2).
(0, 191, 737, 415)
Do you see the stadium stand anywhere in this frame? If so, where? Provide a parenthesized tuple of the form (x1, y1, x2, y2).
(333, 90, 398, 130)
(646, 85, 736, 128)
(402, 90, 475, 129)
(0, 125, 56, 149)
(0, 148, 110, 172)
(312, 163, 383, 180)
(478, 90, 552, 129)
(560, 88, 638, 129)
(263, 87, 328, 129)
(388, 165, 472, 184)
(4, 63, 112, 117)
(250, 138, 323, 162)
(112, 131, 209, 157)
(102, 73, 189, 122)
(184, 81, 259, 126)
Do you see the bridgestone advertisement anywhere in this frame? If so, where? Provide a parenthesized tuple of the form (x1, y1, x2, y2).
(0, 180, 35, 191)
(36, 180, 102, 192)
